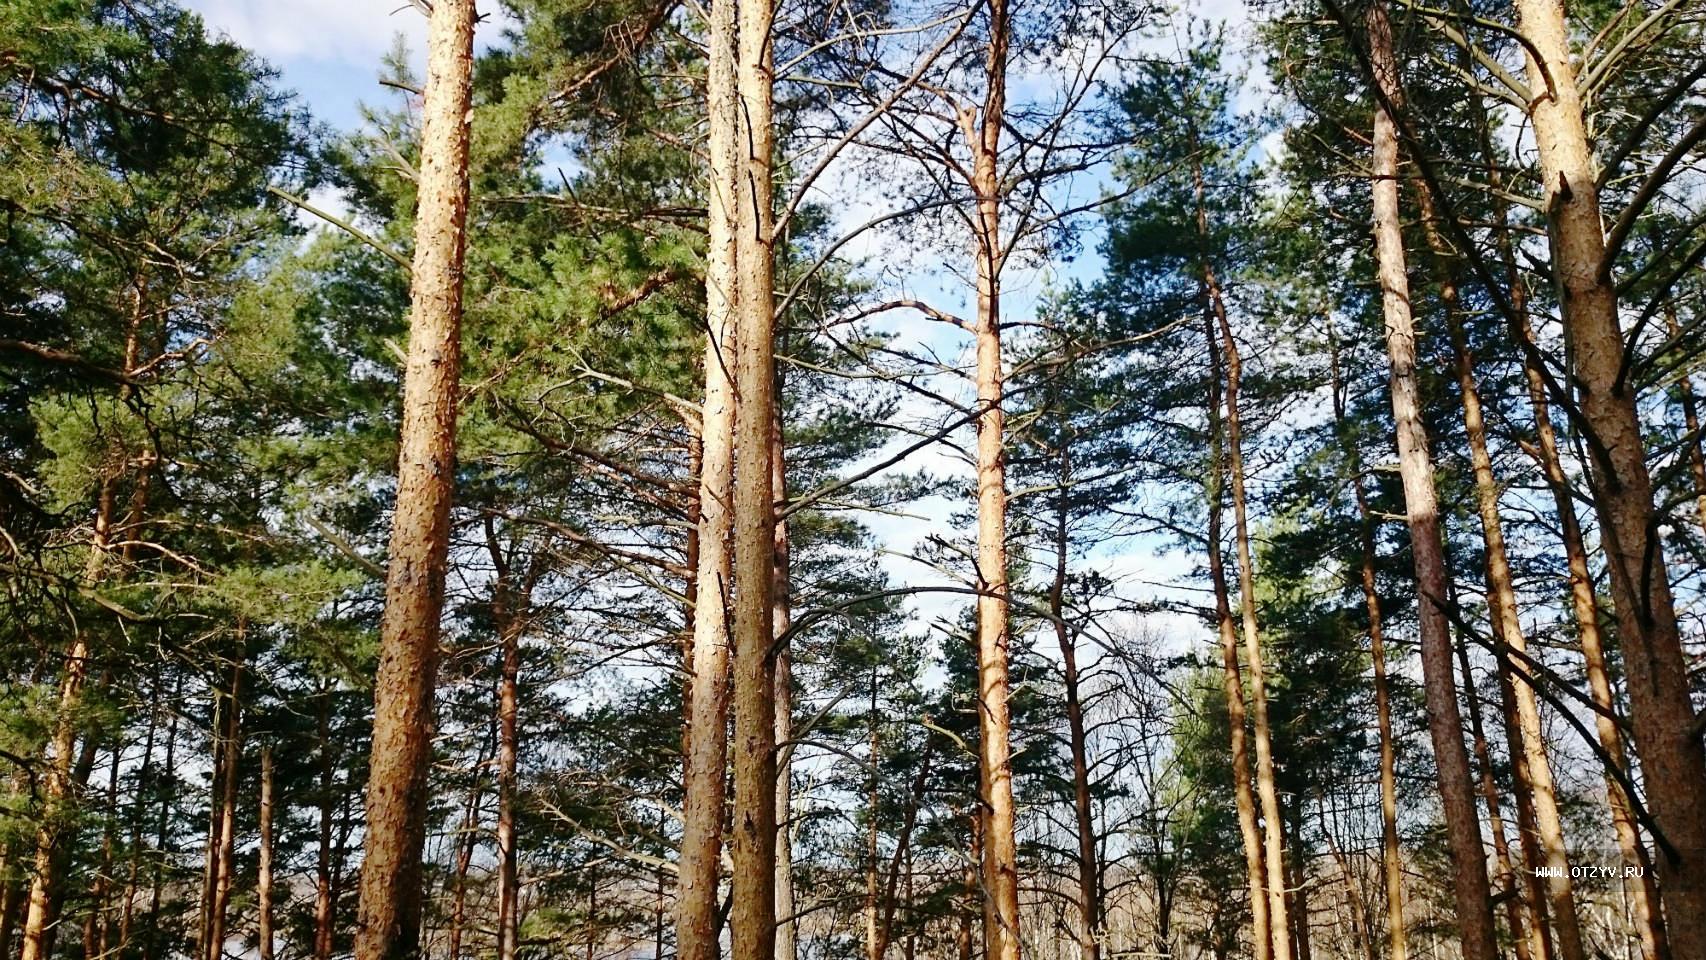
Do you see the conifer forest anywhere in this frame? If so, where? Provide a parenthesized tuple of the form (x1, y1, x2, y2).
(4, 0, 1706, 957)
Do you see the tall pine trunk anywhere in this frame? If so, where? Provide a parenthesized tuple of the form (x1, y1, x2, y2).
(20, 355, 133, 960)
(353, 0, 477, 956)
(258, 745, 276, 960)
(772, 396, 797, 960)
(729, 0, 779, 953)
(1050, 443, 1100, 960)
(491, 554, 529, 960)
(1363, 7, 1497, 958)
(205, 654, 244, 960)
(1208, 249, 1292, 960)
(674, 0, 738, 945)
(1513, 0, 1706, 949)
(966, 3, 1021, 957)
(1416, 188, 1585, 960)
(1206, 320, 1273, 960)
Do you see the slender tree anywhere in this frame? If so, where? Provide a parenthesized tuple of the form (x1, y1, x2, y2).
(353, 0, 478, 956)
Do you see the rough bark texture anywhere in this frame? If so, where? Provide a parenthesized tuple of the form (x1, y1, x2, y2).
(966, 4, 1021, 958)
(1417, 188, 1584, 960)
(1206, 323, 1272, 960)
(674, 0, 738, 946)
(1513, 1, 1706, 953)
(1364, 8, 1497, 959)
(729, 0, 779, 956)
(354, 0, 477, 956)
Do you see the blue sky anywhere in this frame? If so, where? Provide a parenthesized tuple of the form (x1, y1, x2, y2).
(179, 0, 1251, 652)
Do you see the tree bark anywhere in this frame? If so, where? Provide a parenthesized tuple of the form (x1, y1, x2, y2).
(1416, 186, 1585, 960)
(1207, 238, 1292, 960)
(965, 3, 1021, 957)
(772, 395, 797, 960)
(674, 0, 738, 947)
(314, 688, 338, 960)
(1049, 442, 1099, 960)
(729, 0, 779, 951)
(1513, 1, 1706, 952)
(353, 0, 476, 956)
(1206, 315, 1273, 960)
(1457, 631, 1546, 960)
(206, 653, 245, 960)
(490, 549, 529, 960)
(258, 745, 276, 960)
(1363, 7, 1497, 959)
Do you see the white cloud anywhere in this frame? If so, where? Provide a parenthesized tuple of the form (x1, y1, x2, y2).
(184, 0, 430, 65)
(183, 0, 512, 67)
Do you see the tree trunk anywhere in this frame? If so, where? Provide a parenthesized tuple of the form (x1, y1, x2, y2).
(258, 745, 276, 960)
(676, 0, 739, 952)
(354, 0, 476, 956)
(446, 702, 496, 960)
(493, 565, 527, 960)
(1513, 1, 1706, 951)
(965, 2, 1021, 956)
(314, 689, 338, 960)
(1329, 330, 1406, 960)
(865, 668, 882, 960)
(1363, 7, 1497, 959)
(1050, 444, 1099, 960)
(1416, 186, 1585, 960)
(84, 744, 119, 960)
(144, 676, 182, 960)
(206, 654, 245, 960)
(1207, 237, 1292, 960)
(729, 0, 779, 950)
(1206, 319, 1273, 960)
(772, 396, 797, 960)
(1457, 634, 1546, 960)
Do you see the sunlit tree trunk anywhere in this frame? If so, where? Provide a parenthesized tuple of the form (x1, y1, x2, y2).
(313, 689, 338, 960)
(1363, 7, 1497, 958)
(354, 0, 477, 956)
(1415, 187, 1584, 960)
(1513, 1, 1706, 950)
(773, 396, 797, 960)
(258, 745, 276, 960)
(19, 306, 141, 960)
(964, 3, 1021, 957)
(1206, 318, 1273, 960)
(1208, 243, 1291, 960)
(674, 0, 737, 945)
(494, 573, 526, 960)
(729, 0, 779, 956)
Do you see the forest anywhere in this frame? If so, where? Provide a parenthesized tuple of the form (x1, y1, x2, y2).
(1, 0, 1704, 958)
